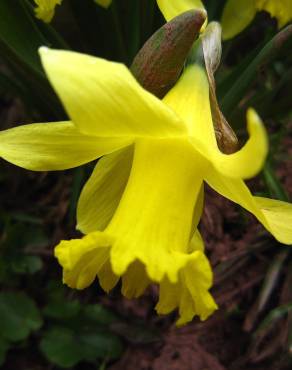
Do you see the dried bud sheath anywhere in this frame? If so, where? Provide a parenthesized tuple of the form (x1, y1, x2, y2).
(131, 10, 206, 98)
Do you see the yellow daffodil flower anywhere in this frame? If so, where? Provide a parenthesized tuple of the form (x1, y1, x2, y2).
(221, 0, 292, 40)
(34, 0, 112, 22)
(0, 47, 291, 325)
(34, 0, 62, 23)
(158, 0, 292, 40)
(34, 0, 205, 23)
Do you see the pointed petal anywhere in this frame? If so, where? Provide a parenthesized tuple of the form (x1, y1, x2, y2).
(39, 48, 186, 138)
(163, 65, 217, 146)
(94, 0, 112, 9)
(221, 0, 257, 40)
(77, 146, 133, 233)
(254, 197, 292, 245)
(206, 109, 268, 179)
(34, 0, 62, 22)
(157, 0, 205, 21)
(164, 65, 267, 179)
(0, 121, 131, 171)
(205, 169, 292, 245)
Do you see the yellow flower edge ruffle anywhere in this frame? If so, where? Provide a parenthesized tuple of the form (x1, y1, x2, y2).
(55, 230, 218, 326)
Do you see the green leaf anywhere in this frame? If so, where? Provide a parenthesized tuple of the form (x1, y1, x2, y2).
(263, 162, 289, 201)
(0, 1, 66, 118)
(84, 304, 118, 325)
(256, 303, 292, 333)
(40, 327, 84, 368)
(0, 336, 10, 366)
(11, 255, 43, 275)
(44, 300, 81, 320)
(220, 25, 292, 116)
(80, 331, 123, 361)
(40, 326, 123, 367)
(0, 0, 48, 76)
(0, 292, 43, 341)
(45, 280, 68, 302)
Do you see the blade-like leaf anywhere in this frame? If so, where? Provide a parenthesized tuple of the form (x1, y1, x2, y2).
(220, 25, 292, 116)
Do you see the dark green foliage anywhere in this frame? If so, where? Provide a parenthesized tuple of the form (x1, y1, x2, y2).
(0, 292, 43, 341)
(40, 302, 123, 368)
(0, 0, 291, 369)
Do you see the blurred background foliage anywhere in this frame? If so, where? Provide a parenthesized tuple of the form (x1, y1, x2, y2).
(0, 0, 291, 369)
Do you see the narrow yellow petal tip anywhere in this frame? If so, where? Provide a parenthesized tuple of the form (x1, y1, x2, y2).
(94, 0, 112, 9)
(246, 107, 268, 162)
(246, 107, 262, 128)
(34, 0, 62, 23)
(206, 108, 268, 180)
(39, 46, 49, 55)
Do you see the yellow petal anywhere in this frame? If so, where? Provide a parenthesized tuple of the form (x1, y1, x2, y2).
(97, 260, 119, 292)
(164, 65, 267, 179)
(156, 250, 217, 325)
(77, 146, 133, 233)
(94, 0, 112, 8)
(55, 232, 112, 289)
(34, 0, 62, 22)
(206, 109, 268, 179)
(155, 278, 180, 314)
(39, 48, 186, 138)
(157, 0, 205, 21)
(253, 197, 292, 245)
(121, 261, 151, 298)
(205, 168, 292, 245)
(256, 0, 292, 28)
(163, 64, 217, 146)
(221, 0, 257, 40)
(0, 121, 131, 171)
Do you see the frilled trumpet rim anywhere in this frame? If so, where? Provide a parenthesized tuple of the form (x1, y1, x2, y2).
(55, 138, 218, 325)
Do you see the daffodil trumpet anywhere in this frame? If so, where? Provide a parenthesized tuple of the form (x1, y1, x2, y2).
(1, 42, 292, 324)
